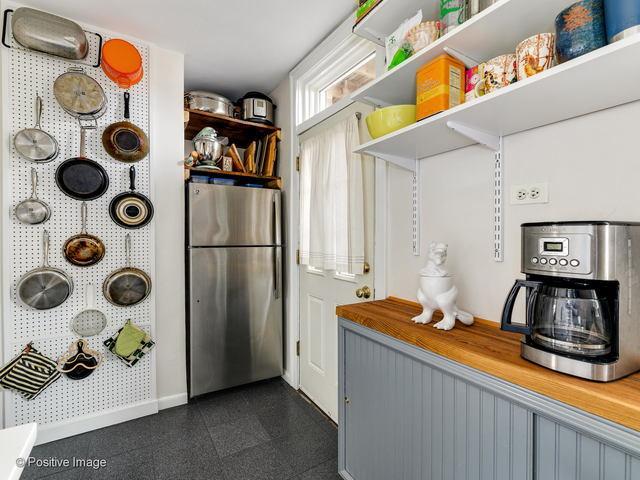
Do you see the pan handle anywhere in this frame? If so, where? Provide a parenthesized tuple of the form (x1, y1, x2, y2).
(129, 166, 136, 191)
(35, 95, 43, 129)
(30, 168, 38, 200)
(80, 202, 88, 234)
(86, 284, 97, 309)
(124, 92, 130, 120)
(42, 230, 50, 268)
(2, 9, 12, 50)
(125, 234, 132, 267)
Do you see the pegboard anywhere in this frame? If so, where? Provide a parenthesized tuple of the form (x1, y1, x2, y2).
(2, 4, 156, 430)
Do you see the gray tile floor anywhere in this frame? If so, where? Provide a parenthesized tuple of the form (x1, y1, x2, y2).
(21, 378, 339, 480)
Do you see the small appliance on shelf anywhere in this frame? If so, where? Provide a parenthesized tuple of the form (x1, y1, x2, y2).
(501, 221, 640, 382)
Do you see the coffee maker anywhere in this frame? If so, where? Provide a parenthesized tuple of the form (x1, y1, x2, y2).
(501, 221, 640, 382)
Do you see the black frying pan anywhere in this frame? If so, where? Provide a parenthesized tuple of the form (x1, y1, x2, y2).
(102, 92, 148, 163)
(109, 166, 154, 229)
(56, 127, 109, 201)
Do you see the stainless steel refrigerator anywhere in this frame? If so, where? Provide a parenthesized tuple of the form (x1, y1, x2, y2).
(186, 183, 283, 397)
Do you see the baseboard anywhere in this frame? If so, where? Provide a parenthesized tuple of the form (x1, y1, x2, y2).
(158, 392, 188, 410)
(282, 371, 297, 389)
(35, 400, 159, 445)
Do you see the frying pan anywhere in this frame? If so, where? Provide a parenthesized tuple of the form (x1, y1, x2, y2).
(63, 202, 105, 267)
(13, 95, 59, 162)
(15, 168, 51, 225)
(103, 234, 151, 307)
(18, 230, 73, 310)
(109, 166, 154, 229)
(56, 127, 109, 201)
(57, 339, 102, 380)
(102, 92, 148, 163)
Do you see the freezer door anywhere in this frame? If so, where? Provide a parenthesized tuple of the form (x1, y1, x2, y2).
(188, 184, 282, 247)
(188, 246, 283, 397)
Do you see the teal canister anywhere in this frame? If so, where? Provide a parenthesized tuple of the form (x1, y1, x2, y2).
(555, 0, 606, 64)
(604, 0, 640, 43)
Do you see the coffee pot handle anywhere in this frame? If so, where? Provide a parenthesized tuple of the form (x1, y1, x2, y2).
(501, 279, 543, 334)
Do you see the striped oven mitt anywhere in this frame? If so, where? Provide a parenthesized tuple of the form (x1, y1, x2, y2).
(0, 343, 61, 400)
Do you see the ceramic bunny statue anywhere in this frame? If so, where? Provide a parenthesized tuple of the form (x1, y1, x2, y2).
(412, 242, 474, 331)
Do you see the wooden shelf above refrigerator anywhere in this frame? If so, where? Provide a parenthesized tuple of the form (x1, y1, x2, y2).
(184, 109, 281, 149)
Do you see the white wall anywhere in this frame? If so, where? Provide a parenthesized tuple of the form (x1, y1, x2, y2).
(150, 46, 187, 406)
(386, 101, 640, 323)
(270, 77, 296, 385)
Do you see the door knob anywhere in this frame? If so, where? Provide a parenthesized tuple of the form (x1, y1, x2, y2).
(356, 286, 371, 299)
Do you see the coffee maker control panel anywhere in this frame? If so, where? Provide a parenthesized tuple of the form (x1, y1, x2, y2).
(523, 233, 593, 276)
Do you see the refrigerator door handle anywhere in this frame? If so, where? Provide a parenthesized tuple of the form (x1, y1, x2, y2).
(273, 193, 282, 246)
(274, 247, 281, 299)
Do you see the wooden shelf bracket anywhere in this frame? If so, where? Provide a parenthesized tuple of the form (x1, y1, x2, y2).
(447, 121, 504, 262)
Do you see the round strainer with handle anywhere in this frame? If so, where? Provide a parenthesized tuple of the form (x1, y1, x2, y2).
(71, 284, 107, 337)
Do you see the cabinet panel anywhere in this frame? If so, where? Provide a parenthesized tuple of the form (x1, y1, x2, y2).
(342, 329, 533, 480)
(534, 415, 640, 480)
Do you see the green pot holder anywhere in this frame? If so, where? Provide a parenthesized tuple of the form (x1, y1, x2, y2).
(114, 320, 146, 357)
(104, 320, 155, 368)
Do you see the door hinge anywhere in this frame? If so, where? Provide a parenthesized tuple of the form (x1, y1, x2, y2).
(296, 249, 300, 265)
(296, 156, 300, 172)
(296, 341, 300, 356)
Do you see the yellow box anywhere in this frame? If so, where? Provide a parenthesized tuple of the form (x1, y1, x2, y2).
(416, 54, 465, 121)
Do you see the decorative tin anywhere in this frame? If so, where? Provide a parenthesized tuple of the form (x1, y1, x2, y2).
(604, 0, 640, 43)
(555, 0, 606, 64)
(516, 33, 556, 81)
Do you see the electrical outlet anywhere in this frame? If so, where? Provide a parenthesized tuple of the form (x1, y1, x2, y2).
(510, 183, 549, 205)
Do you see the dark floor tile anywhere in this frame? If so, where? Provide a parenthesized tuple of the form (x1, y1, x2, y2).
(196, 388, 253, 427)
(242, 378, 292, 412)
(21, 433, 91, 479)
(289, 393, 333, 425)
(27, 468, 82, 480)
(150, 403, 209, 443)
(297, 458, 341, 480)
(222, 442, 294, 480)
(273, 422, 338, 475)
(257, 396, 317, 439)
(315, 415, 338, 441)
(153, 430, 225, 480)
(86, 415, 160, 459)
(208, 414, 270, 457)
(83, 445, 155, 480)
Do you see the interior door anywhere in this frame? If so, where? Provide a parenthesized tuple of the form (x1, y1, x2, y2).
(298, 102, 375, 422)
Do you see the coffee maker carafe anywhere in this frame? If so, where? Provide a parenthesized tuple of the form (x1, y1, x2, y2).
(501, 222, 640, 382)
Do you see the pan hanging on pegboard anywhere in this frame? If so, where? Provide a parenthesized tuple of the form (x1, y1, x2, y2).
(2, 2, 155, 431)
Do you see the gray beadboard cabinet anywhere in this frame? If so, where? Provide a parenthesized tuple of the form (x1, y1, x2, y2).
(338, 318, 640, 480)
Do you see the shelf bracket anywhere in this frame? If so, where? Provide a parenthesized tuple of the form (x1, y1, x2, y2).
(446, 121, 504, 262)
(361, 96, 393, 108)
(443, 47, 482, 69)
(374, 153, 417, 173)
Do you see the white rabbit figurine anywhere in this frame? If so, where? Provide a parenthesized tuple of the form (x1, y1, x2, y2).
(412, 242, 474, 331)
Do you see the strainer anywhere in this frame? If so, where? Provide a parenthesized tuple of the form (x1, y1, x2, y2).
(71, 284, 107, 337)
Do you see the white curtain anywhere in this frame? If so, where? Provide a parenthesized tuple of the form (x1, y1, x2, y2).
(299, 114, 365, 274)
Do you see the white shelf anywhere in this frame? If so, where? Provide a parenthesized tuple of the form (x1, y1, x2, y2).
(353, 0, 440, 46)
(352, 0, 575, 106)
(354, 34, 640, 165)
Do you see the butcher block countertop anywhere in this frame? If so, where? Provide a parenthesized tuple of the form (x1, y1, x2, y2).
(337, 297, 640, 432)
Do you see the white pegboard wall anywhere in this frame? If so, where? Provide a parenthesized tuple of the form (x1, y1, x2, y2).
(3, 8, 156, 429)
